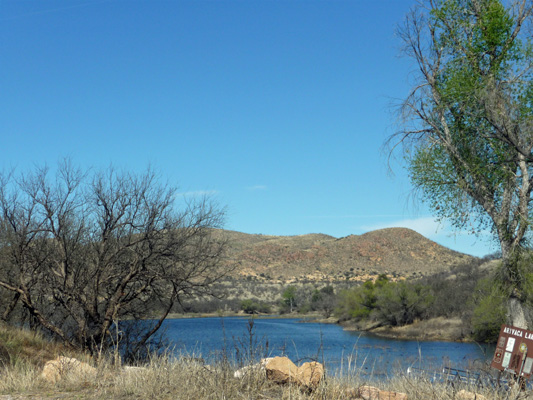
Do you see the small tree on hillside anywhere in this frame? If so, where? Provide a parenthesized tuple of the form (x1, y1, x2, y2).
(281, 286, 297, 313)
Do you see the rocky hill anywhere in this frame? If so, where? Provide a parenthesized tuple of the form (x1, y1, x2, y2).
(218, 228, 476, 282)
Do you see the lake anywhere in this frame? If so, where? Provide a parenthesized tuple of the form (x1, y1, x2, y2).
(151, 317, 492, 378)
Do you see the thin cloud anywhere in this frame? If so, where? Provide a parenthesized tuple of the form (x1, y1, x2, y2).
(177, 190, 219, 198)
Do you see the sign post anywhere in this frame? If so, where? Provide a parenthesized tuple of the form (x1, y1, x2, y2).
(491, 324, 533, 381)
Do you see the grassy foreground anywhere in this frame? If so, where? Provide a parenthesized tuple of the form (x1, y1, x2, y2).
(0, 324, 525, 399)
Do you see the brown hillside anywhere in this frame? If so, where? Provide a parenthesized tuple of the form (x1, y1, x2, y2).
(219, 228, 475, 282)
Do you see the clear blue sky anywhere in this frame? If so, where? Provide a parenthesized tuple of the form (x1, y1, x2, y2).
(0, 0, 498, 257)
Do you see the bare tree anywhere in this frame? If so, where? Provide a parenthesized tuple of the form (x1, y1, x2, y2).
(388, 0, 533, 328)
(0, 161, 228, 356)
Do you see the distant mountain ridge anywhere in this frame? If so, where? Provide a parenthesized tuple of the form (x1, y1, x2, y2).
(218, 227, 475, 282)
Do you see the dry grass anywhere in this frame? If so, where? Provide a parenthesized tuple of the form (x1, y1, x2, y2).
(0, 352, 529, 399)
(371, 317, 468, 341)
(0, 323, 529, 399)
(0, 322, 68, 368)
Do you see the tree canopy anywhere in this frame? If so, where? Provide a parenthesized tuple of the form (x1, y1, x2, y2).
(390, 0, 533, 310)
(0, 161, 228, 356)
(390, 0, 533, 327)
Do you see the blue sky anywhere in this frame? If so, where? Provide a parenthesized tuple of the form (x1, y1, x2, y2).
(0, 0, 498, 257)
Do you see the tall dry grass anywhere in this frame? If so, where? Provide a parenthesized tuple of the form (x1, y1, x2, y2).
(0, 323, 528, 399)
(0, 322, 67, 367)
(0, 351, 527, 399)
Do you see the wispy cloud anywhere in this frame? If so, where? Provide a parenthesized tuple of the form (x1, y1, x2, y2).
(247, 185, 268, 191)
(177, 190, 219, 198)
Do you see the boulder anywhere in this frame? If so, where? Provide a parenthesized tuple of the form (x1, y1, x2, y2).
(41, 356, 96, 384)
(456, 390, 487, 400)
(264, 356, 299, 385)
(234, 364, 260, 378)
(297, 361, 324, 390)
(234, 357, 274, 378)
(264, 356, 324, 390)
(354, 385, 408, 400)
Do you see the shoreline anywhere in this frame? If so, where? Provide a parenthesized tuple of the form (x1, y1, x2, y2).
(338, 317, 473, 343)
(163, 312, 320, 320)
(160, 312, 474, 343)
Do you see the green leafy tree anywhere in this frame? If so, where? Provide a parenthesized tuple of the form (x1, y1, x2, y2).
(375, 281, 434, 326)
(240, 299, 271, 314)
(241, 299, 259, 314)
(281, 286, 297, 313)
(471, 277, 508, 342)
(335, 276, 389, 321)
(390, 0, 533, 328)
(374, 274, 390, 288)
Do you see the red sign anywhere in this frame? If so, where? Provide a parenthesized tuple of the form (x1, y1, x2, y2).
(491, 325, 533, 377)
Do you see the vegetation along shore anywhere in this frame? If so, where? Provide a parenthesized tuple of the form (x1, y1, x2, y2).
(0, 323, 514, 400)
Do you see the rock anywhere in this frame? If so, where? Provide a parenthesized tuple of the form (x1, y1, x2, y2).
(354, 386, 380, 400)
(355, 385, 408, 400)
(264, 356, 324, 390)
(234, 364, 259, 378)
(297, 361, 324, 390)
(456, 389, 487, 400)
(261, 357, 274, 366)
(234, 358, 274, 378)
(41, 356, 96, 384)
(265, 356, 299, 385)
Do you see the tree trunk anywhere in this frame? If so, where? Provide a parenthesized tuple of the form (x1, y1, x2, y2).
(500, 244, 531, 330)
(507, 296, 529, 329)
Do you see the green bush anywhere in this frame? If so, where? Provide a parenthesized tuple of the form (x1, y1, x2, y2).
(240, 299, 258, 314)
(375, 281, 434, 326)
(240, 299, 271, 314)
(335, 281, 375, 321)
(335, 275, 434, 327)
(335, 275, 389, 321)
(470, 277, 507, 342)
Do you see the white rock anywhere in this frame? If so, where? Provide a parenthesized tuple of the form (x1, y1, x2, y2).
(41, 356, 96, 384)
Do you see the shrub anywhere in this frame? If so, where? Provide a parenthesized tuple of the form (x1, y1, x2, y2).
(375, 281, 434, 326)
(334, 277, 388, 321)
(470, 277, 507, 342)
(241, 300, 259, 314)
(240, 299, 271, 314)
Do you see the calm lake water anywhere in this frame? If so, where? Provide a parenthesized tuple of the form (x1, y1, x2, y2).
(153, 317, 492, 378)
